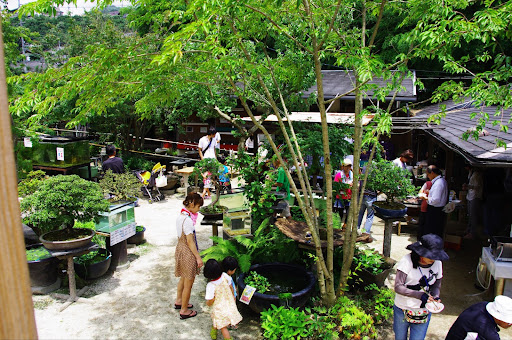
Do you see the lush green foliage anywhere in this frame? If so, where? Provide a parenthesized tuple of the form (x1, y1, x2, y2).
(99, 169, 141, 202)
(26, 246, 52, 261)
(74, 249, 109, 265)
(20, 175, 109, 234)
(228, 152, 279, 229)
(245, 271, 270, 294)
(261, 294, 381, 339)
(17, 170, 47, 197)
(201, 218, 303, 272)
(74, 220, 106, 248)
(365, 159, 417, 202)
(353, 246, 385, 275)
(361, 284, 395, 325)
(261, 305, 325, 340)
(123, 153, 154, 171)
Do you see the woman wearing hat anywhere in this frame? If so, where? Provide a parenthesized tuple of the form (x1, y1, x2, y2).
(394, 234, 449, 339)
(334, 158, 353, 225)
(445, 295, 512, 339)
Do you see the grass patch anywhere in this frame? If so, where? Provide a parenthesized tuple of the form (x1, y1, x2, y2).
(33, 297, 54, 310)
(131, 242, 154, 257)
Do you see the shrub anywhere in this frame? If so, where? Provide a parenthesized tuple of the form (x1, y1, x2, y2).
(20, 175, 109, 234)
(365, 159, 417, 203)
(261, 305, 315, 340)
(18, 170, 47, 197)
(99, 169, 141, 202)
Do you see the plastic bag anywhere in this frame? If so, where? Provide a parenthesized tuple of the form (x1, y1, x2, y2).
(155, 174, 168, 188)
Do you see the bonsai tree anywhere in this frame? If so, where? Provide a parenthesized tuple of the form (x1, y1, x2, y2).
(20, 175, 110, 235)
(99, 169, 142, 202)
(17, 170, 47, 197)
(365, 160, 417, 208)
(192, 158, 226, 214)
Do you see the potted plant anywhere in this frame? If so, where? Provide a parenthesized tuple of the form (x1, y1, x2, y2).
(99, 169, 141, 203)
(74, 248, 112, 280)
(127, 225, 146, 245)
(237, 263, 316, 314)
(352, 246, 396, 287)
(365, 159, 417, 217)
(192, 158, 228, 219)
(20, 175, 110, 250)
(26, 244, 60, 291)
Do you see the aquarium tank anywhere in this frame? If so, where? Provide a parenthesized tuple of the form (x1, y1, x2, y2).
(29, 135, 90, 168)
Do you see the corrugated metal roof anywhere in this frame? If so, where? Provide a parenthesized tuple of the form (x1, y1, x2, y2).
(414, 100, 512, 166)
(242, 112, 374, 125)
(302, 70, 417, 101)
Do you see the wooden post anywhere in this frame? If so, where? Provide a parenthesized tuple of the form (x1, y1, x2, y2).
(0, 20, 38, 339)
(383, 220, 393, 258)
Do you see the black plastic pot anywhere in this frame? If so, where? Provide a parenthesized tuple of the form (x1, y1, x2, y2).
(127, 226, 146, 245)
(74, 248, 112, 280)
(373, 201, 407, 218)
(237, 263, 316, 314)
(26, 244, 59, 288)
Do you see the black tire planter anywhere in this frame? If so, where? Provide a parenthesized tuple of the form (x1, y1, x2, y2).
(373, 202, 407, 218)
(40, 228, 95, 250)
(74, 248, 112, 280)
(237, 263, 316, 314)
(127, 226, 146, 245)
(26, 244, 59, 288)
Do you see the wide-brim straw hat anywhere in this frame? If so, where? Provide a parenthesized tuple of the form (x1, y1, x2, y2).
(486, 295, 512, 324)
(406, 234, 449, 261)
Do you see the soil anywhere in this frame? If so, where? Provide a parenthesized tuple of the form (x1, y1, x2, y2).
(42, 228, 92, 241)
(32, 189, 512, 339)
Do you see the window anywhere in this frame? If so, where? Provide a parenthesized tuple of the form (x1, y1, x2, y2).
(186, 126, 193, 133)
(200, 127, 207, 133)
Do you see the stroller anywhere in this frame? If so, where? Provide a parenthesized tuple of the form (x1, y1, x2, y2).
(135, 162, 166, 203)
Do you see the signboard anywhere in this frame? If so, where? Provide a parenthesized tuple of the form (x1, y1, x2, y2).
(24, 137, 32, 148)
(56, 147, 65, 161)
(109, 222, 136, 246)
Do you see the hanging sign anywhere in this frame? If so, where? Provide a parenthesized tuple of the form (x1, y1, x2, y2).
(56, 147, 65, 161)
(24, 137, 32, 148)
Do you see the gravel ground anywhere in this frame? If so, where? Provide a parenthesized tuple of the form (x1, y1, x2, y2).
(32, 189, 512, 339)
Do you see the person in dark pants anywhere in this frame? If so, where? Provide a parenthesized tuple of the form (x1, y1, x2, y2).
(446, 295, 512, 340)
(102, 145, 124, 174)
(419, 165, 448, 238)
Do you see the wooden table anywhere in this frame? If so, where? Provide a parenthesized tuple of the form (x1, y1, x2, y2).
(200, 218, 223, 244)
(33, 162, 91, 179)
(175, 166, 196, 194)
(49, 243, 98, 311)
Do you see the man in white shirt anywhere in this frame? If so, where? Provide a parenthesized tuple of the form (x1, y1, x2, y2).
(214, 131, 221, 152)
(198, 127, 218, 160)
(392, 149, 414, 171)
(420, 165, 448, 237)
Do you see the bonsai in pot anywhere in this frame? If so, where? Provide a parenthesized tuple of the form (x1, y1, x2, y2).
(99, 169, 141, 203)
(365, 159, 417, 217)
(192, 158, 228, 219)
(20, 174, 110, 250)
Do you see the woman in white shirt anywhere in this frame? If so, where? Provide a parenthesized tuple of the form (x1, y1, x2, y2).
(393, 234, 449, 339)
